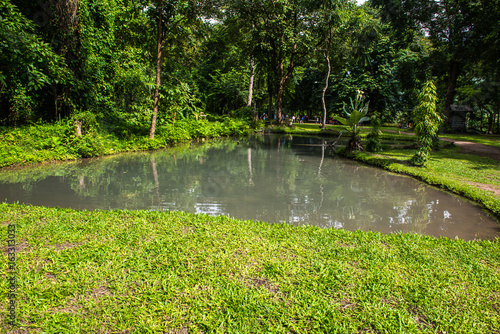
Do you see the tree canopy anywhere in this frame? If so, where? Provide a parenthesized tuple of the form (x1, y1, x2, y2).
(1, 0, 499, 133)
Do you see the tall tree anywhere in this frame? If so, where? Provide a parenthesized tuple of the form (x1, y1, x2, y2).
(250, 0, 314, 124)
(145, 0, 216, 138)
(370, 0, 489, 123)
(308, 0, 358, 127)
(146, 0, 191, 138)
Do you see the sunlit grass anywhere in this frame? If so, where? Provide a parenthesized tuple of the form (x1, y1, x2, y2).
(440, 133, 500, 148)
(371, 126, 500, 148)
(270, 124, 416, 143)
(1, 203, 499, 332)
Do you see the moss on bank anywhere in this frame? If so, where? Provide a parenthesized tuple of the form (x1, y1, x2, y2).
(1, 204, 499, 332)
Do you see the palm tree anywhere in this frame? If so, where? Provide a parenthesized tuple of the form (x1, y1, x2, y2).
(334, 91, 370, 153)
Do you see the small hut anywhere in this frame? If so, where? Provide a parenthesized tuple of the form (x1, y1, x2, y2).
(448, 105, 473, 132)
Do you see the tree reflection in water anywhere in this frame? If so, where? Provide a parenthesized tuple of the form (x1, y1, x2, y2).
(0, 135, 498, 240)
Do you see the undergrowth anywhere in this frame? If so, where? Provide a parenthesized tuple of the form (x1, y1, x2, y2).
(0, 118, 250, 168)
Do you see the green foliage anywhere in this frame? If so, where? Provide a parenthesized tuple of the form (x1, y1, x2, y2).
(410, 81, 442, 166)
(0, 118, 251, 168)
(203, 68, 250, 114)
(0, 0, 71, 124)
(334, 91, 370, 152)
(158, 80, 203, 124)
(72, 110, 100, 135)
(72, 134, 107, 158)
(366, 112, 382, 152)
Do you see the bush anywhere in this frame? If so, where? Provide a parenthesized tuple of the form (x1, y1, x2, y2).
(410, 81, 442, 166)
(71, 134, 106, 158)
(366, 113, 382, 152)
(0, 117, 251, 167)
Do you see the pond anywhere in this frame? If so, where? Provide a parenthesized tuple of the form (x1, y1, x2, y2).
(1, 134, 498, 240)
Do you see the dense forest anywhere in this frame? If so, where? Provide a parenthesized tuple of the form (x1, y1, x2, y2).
(1, 0, 499, 136)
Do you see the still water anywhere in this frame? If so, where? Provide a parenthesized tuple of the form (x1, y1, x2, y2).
(1, 135, 498, 240)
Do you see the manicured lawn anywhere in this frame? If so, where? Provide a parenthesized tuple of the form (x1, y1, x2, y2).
(1, 203, 499, 333)
(375, 127, 500, 149)
(270, 124, 416, 142)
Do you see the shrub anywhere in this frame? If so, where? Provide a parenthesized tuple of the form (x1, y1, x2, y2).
(410, 81, 442, 166)
(334, 91, 370, 153)
(71, 134, 106, 158)
(366, 113, 382, 152)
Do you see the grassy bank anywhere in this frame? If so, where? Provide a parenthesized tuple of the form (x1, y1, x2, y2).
(349, 146, 500, 218)
(440, 133, 500, 148)
(266, 124, 499, 218)
(0, 118, 250, 168)
(268, 123, 416, 142)
(1, 203, 499, 332)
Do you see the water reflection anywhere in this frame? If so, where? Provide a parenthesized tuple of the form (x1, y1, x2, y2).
(0, 135, 498, 240)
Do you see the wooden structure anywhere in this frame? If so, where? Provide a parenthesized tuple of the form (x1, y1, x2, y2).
(448, 105, 474, 132)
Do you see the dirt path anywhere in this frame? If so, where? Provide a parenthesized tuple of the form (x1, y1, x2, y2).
(438, 137, 500, 161)
(386, 130, 500, 161)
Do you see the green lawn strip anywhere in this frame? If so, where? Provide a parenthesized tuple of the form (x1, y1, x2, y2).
(439, 134, 500, 148)
(268, 124, 416, 143)
(266, 123, 328, 135)
(376, 127, 500, 149)
(351, 146, 500, 217)
(1, 203, 499, 332)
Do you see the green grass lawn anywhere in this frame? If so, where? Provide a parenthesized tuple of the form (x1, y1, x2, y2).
(269, 124, 416, 142)
(268, 122, 339, 134)
(374, 127, 500, 149)
(440, 133, 500, 148)
(1, 203, 499, 333)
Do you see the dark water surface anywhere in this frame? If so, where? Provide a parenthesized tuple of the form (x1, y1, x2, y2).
(1, 135, 498, 240)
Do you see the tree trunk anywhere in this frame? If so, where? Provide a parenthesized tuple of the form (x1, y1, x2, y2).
(149, 6, 164, 139)
(247, 55, 256, 118)
(443, 60, 460, 122)
(53, 84, 58, 120)
(75, 120, 82, 137)
(321, 46, 331, 129)
(275, 43, 297, 125)
(487, 111, 494, 134)
(480, 109, 484, 132)
(267, 54, 274, 120)
(276, 77, 285, 124)
(497, 112, 500, 133)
